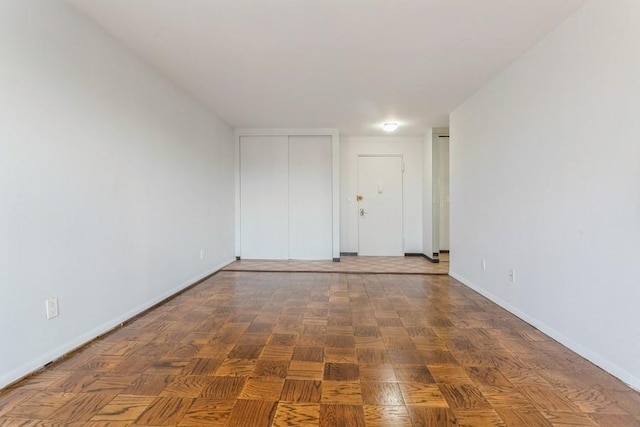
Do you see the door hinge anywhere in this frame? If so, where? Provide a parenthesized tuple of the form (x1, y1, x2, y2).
(401, 160, 405, 173)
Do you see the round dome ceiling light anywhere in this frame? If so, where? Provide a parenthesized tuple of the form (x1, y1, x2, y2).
(382, 122, 398, 132)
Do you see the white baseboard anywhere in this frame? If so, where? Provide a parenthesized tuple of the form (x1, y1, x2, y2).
(449, 270, 640, 391)
(0, 257, 235, 389)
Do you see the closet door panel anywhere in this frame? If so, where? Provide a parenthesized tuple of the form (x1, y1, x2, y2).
(289, 136, 332, 259)
(240, 136, 289, 259)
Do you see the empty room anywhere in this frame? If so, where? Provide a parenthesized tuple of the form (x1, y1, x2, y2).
(1, 0, 639, 426)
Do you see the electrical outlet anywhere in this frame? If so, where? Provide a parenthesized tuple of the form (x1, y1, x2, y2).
(481, 259, 486, 271)
(45, 297, 59, 319)
(509, 269, 516, 283)
(200, 249, 204, 260)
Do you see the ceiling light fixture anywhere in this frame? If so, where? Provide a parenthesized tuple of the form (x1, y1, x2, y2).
(382, 122, 398, 132)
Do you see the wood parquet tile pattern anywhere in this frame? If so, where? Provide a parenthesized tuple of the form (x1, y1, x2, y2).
(223, 256, 448, 275)
(2, 271, 639, 426)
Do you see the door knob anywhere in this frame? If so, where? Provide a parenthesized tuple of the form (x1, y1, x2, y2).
(360, 208, 366, 217)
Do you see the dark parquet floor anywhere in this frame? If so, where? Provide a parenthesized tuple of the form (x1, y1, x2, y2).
(1, 271, 639, 426)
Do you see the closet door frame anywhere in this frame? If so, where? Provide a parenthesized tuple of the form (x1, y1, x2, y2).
(235, 128, 340, 260)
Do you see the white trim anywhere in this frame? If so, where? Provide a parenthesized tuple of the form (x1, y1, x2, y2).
(235, 128, 340, 260)
(236, 128, 338, 137)
(0, 258, 235, 389)
(449, 270, 640, 391)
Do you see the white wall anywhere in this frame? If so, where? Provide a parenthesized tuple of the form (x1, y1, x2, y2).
(340, 136, 423, 253)
(422, 131, 434, 257)
(0, 1, 235, 387)
(450, 0, 640, 388)
(437, 137, 450, 251)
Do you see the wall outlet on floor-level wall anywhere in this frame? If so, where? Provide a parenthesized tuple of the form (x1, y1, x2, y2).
(509, 269, 516, 283)
(481, 259, 486, 271)
(200, 249, 204, 260)
(45, 297, 59, 319)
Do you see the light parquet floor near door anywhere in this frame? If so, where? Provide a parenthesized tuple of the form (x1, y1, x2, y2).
(1, 272, 639, 426)
(223, 256, 448, 274)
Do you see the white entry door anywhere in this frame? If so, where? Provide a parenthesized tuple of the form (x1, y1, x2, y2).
(357, 156, 404, 256)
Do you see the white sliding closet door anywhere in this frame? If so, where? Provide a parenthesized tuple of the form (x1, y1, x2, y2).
(240, 136, 289, 259)
(289, 136, 332, 259)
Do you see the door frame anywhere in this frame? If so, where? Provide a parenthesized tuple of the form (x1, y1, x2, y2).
(235, 128, 340, 260)
(356, 154, 405, 256)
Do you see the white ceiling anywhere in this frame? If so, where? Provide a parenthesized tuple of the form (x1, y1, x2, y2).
(66, 0, 586, 136)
